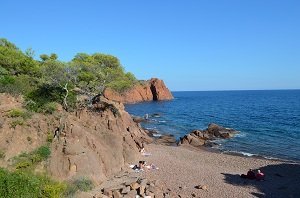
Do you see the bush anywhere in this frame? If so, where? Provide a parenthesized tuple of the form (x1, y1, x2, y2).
(65, 177, 94, 196)
(7, 108, 31, 119)
(10, 119, 24, 129)
(35, 145, 51, 160)
(47, 132, 54, 143)
(13, 145, 51, 170)
(72, 177, 94, 192)
(0, 74, 38, 96)
(0, 168, 66, 198)
(42, 102, 57, 114)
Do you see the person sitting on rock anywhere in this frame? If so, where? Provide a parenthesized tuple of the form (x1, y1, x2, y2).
(241, 169, 256, 179)
(256, 169, 265, 181)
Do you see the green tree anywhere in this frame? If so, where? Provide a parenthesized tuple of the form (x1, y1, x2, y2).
(40, 54, 49, 62)
(0, 38, 39, 75)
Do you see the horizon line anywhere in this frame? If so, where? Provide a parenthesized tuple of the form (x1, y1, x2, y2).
(171, 88, 300, 92)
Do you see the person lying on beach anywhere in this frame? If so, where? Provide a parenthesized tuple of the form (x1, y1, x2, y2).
(241, 169, 256, 179)
(130, 161, 159, 171)
(145, 163, 159, 170)
(256, 169, 265, 181)
(131, 160, 146, 171)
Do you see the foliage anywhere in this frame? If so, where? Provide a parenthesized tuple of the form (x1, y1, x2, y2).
(10, 119, 24, 129)
(7, 108, 31, 119)
(0, 74, 38, 95)
(64, 177, 94, 196)
(13, 145, 51, 170)
(0, 38, 138, 113)
(0, 168, 66, 198)
(73, 177, 94, 191)
(47, 132, 54, 143)
(0, 38, 40, 76)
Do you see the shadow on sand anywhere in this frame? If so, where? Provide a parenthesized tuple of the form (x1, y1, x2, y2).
(222, 163, 300, 198)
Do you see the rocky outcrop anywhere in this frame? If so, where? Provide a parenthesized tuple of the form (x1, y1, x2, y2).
(103, 78, 173, 103)
(178, 123, 239, 147)
(0, 93, 152, 184)
(48, 97, 153, 184)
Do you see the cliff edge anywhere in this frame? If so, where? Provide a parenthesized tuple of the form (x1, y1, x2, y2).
(103, 78, 173, 103)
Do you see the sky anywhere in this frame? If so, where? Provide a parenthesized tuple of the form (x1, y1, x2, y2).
(1, 0, 299, 91)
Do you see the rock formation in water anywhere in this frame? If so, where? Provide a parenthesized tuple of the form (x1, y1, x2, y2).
(178, 123, 239, 147)
(103, 78, 174, 103)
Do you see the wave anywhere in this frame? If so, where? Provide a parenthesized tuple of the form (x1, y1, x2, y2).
(222, 150, 256, 157)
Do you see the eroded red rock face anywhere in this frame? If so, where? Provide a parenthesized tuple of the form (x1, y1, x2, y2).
(103, 78, 173, 103)
(0, 94, 152, 184)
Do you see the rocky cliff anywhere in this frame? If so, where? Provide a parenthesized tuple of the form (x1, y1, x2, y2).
(0, 94, 152, 184)
(103, 78, 173, 103)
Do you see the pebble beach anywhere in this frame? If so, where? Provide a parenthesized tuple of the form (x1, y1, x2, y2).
(142, 144, 300, 198)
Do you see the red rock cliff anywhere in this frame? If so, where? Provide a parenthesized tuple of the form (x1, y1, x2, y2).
(103, 78, 173, 103)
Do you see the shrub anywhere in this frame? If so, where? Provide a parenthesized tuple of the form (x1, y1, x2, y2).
(65, 177, 94, 196)
(47, 132, 54, 143)
(42, 102, 57, 114)
(0, 168, 66, 198)
(7, 108, 31, 119)
(73, 177, 94, 192)
(10, 119, 24, 129)
(0, 74, 38, 96)
(35, 145, 51, 160)
(13, 145, 51, 170)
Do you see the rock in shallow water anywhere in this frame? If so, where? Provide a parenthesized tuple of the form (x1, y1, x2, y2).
(178, 123, 238, 148)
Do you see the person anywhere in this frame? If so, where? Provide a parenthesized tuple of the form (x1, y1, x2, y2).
(256, 169, 265, 181)
(144, 113, 149, 120)
(140, 147, 145, 154)
(138, 160, 146, 169)
(241, 169, 256, 179)
(131, 161, 146, 171)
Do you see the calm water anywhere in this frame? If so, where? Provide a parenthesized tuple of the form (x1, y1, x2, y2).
(125, 90, 300, 161)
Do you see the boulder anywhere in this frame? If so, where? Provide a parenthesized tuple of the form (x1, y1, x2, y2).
(179, 123, 238, 148)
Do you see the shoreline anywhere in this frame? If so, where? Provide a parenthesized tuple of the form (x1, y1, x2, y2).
(151, 133, 300, 164)
(140, 143, 300, 198)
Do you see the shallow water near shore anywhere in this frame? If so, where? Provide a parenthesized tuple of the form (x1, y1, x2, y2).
(125, 90, 300, 161)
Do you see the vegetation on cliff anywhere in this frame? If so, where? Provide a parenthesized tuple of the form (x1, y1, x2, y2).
(0, 38, 140, 197)
(0, 38, 137, 113)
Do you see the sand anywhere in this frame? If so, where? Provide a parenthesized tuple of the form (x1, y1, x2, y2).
(141, 144, 300, 198)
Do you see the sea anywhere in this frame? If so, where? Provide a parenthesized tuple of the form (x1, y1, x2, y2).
(125, 90, 300, 162)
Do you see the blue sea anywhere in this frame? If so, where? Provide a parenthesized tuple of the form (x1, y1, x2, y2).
(125, 90, 300, 161)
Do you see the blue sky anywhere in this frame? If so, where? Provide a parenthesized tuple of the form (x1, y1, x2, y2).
(1, 0, 299, 91)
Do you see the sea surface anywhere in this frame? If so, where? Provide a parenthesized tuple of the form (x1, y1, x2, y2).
(125, 90, 300, 161)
